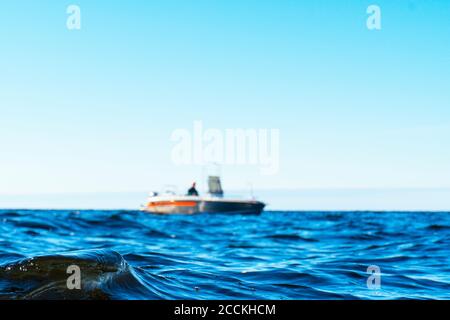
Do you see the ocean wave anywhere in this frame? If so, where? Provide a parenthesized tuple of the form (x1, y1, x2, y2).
(0, 210, 449, 299)
(0, 249, 158, 300)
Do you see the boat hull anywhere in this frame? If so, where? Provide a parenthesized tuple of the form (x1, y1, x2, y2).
(143, 197, 265, 215)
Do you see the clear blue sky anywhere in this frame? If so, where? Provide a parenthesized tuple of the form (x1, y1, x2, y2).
(0, 1, 449, 209)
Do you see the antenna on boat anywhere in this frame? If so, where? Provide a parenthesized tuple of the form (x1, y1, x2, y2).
(200, 165, 205, 194)
(247, 182, 255, 200)
(211, 162, 221, 177)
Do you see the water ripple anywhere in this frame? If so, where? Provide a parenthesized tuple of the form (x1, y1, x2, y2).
(0, 210, 449, 299)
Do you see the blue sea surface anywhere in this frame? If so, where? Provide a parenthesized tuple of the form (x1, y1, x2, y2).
(0, 210, 449, 299)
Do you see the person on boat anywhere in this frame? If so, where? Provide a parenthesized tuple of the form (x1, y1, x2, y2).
(187, 182, 199, 196)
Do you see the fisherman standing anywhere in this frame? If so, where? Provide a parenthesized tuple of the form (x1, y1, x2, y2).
(187, 182, 199, 196)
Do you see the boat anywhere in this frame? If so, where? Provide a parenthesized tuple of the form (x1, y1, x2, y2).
(142, 176, 265, 214)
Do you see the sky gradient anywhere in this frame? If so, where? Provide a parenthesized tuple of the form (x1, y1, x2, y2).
(1, 1, 449, 209)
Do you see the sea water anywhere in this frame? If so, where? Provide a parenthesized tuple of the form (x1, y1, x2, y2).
(0, 210, 449, 299)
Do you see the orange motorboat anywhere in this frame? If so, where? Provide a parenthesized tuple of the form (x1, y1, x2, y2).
(142, 176, 265, 215)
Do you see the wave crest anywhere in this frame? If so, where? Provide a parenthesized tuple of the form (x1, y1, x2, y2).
(0, 249, 157, 300)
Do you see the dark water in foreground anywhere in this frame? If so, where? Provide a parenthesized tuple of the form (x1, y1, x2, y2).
(0, 210, 449, 300)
